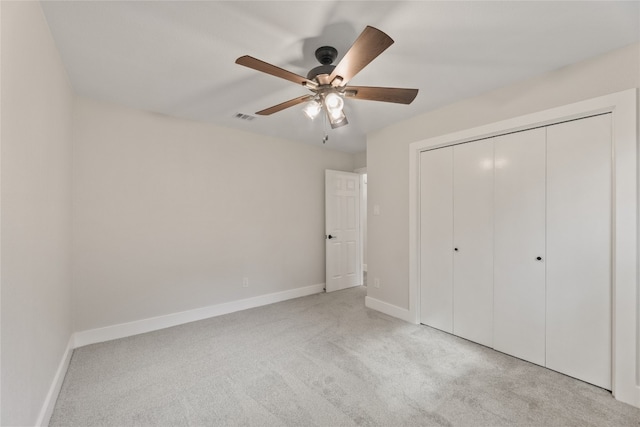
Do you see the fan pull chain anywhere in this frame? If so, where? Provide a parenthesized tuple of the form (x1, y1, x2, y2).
(322, 111, 329, 144)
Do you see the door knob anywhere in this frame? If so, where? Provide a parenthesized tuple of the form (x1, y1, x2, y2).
(327, 235, 336, 239)
(454, 248, 459, 252)
(536, 256, 543, 261)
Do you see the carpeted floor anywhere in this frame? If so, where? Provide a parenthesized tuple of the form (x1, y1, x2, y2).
(51, 286, 640, 426)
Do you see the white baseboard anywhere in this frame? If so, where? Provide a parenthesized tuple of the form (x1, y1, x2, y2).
(74, 283, 325, 348)
(36, 335, 74, 426)
(365, 296, 412, 323)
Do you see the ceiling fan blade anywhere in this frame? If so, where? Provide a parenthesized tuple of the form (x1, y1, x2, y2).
(255, 94, 314, 116)
(346, 86, 418, 104)
(236, 55, 316, 87)
(328, 26, 394, 87)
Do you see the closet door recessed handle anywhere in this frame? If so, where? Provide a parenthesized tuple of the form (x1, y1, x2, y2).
(454, 248, 459, 252)
(536, 256, 543, 261)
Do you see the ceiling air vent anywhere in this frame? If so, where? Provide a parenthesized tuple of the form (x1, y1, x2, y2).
(234, 113, 256, 121)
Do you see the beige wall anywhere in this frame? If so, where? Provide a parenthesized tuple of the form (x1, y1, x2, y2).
(1, 2, 74, 425)
(367, 42, 640, 309)
(72, 97, 354, 331)
(353, 151, 367, 170)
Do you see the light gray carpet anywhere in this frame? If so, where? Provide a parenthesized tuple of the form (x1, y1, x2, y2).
(51, 287, 640, 426)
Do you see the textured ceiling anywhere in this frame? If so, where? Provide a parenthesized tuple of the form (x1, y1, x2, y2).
(41, 1, 639, 153)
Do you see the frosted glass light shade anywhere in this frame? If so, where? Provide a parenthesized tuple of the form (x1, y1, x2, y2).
(324, 92, 344, 112)
(303, 100, 322, 119)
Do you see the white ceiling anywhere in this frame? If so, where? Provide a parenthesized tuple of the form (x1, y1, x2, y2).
(41, 1, 639, 153)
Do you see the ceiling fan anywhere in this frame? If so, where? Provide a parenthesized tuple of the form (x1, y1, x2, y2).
(235, 25, 418, 129)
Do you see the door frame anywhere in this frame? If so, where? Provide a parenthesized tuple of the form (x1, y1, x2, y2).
(408, 89, 638, 407)
(354, 167, 367, 277)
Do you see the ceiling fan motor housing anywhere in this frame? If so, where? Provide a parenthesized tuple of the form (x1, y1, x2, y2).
(307, 46, 338, 81)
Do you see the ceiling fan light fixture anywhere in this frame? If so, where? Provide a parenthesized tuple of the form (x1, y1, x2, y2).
(324, 92, 344, 113)
(303, 99, 322, 119)
(327, 108, 348, 129)
(329, 107, 344, 120)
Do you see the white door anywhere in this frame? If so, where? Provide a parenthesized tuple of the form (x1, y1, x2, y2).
(325, 170, 361, 292)
(453, 140, 494, 347)
(546, 114, 612, 389)
(493, 129, 547, 366)
(419, 147, 454, 332)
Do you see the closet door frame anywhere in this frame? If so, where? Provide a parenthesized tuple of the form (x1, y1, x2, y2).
(408, 89, 637, 408)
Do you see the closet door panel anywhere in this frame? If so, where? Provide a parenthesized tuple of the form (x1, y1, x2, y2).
(546, 114, 612, 390)
(419, 148, 454, 332)
(493, 129, 546, 366)
(453, 140, 494, 347)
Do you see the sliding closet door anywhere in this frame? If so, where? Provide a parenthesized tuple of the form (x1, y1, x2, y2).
(453, 140, 494, 347)
(419, 148, 454, 332)
(493, 129, 546, 365)
(546, 114, 612, 389)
